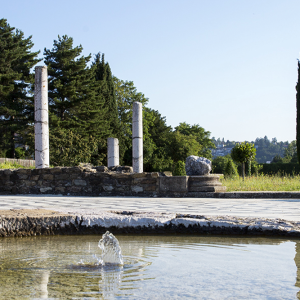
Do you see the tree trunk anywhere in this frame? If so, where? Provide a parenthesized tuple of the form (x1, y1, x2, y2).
(242, 162, 245, 181)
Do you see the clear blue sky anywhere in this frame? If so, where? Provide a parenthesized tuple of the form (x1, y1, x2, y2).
(3, 0, 300, 142)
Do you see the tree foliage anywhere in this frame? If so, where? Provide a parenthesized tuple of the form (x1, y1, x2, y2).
(0, 18, 40, 158)
(174, 122, 215, 159)
(44, 36, 110, 166)
(297, 59, 300, 165)
(231, 142, 256, 179)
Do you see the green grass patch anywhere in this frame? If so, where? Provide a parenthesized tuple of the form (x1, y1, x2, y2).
(222, 174, 300, 192)
(0, 162, 35, 169)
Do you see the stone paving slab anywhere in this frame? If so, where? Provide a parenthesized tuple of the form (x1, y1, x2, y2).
(0, 195, 300, 221)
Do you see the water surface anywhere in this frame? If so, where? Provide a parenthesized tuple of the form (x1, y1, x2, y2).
(0, 235, 299, 299)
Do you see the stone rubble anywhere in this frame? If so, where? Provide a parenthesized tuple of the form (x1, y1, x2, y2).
(185, 155, 212, 175)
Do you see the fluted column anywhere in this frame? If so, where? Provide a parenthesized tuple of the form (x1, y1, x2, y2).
(34, 66, 49, 168)
(132, 101, 143, 173)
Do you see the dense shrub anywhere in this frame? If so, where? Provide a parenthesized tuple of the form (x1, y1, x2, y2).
(260, 163, 300, 175)
(224, 159, 239, 178)
(173, 160, 186, 176)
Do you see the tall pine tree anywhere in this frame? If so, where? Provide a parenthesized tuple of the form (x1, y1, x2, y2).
(0, 18, 40, 157)
(92, 53, 121, 164)
(44, 36, 110, 166)
(297, 59, 300, 164)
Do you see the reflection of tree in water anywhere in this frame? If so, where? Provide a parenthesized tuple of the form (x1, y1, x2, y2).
(294, 242, 300, 299)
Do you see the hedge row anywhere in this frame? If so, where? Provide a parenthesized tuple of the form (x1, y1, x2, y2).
(260, 163, 300, 175)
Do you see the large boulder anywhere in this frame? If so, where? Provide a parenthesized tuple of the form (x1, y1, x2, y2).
(185, 155, 212, 176)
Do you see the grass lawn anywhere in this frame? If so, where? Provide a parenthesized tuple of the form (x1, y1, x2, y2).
(221, 174, 300, 192)
(0, 162, 35, 169)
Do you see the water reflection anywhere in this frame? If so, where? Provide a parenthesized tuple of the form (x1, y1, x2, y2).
(0, 235, 299, 299)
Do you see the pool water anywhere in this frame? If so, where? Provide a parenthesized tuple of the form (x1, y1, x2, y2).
(0, 235, 299, 299)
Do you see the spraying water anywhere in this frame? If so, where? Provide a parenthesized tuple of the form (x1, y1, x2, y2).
(98, 231, 124, 265)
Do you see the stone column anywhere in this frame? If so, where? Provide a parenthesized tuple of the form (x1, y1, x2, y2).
(107, 138, 119, 167)
(34, 66, 49, 168)
(132, 101, 143, 173)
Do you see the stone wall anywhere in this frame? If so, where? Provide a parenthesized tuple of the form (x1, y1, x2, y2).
(0, 166, 225, 197)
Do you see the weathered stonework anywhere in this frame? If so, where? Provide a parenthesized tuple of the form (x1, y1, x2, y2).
(1, 210, 300, 237)
(0, 167, 225, 197)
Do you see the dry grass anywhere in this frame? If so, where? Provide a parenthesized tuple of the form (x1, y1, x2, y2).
(221, 174, 300, 192)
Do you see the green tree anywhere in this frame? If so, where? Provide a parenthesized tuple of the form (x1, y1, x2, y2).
(212, 155, 238, 178)
(231, 142, 256, 180)
(168, 131, 201, 163)
(224, 159, 239, 178)
(0, 18, 40, 158)
(50, 129, 100, 166)
(143, 108, 173, 172)
(44, 35, 109, 166)
(114, 77, 149, 166)
(92, 53, 120, 165)
(297, 59, 300, 165)
(174, 122, 215, 159)
(284, 140, 297, 163)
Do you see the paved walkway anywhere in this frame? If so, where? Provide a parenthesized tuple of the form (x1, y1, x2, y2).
(0, 195, 300, 221)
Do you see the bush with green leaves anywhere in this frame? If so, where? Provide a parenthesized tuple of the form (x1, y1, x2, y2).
(173, 160, 186, 176)
(212, 155, 238, 177)
(224, 159, 239, 178)
(231, 142, 256, 180)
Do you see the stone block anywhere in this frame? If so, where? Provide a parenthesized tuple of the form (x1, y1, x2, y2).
(73, 179, 87, 186)
(132, 173, 148, 178)
(3, 170, 13, 175)
(103, 185, 114, 192)
(31, 168, 47, 175)
(92, 172, 110, 178)
(112, 173, 131, 179)
(50, 168, 62, 174)
(133, 178, 156, 184)
(30, 175, 40, 181)
(17, 174, 29, 180)
(94, 166, 108, 172)
(115, 186, 130, 192)
(185, 156, 212, 175)
(189, 186, 226, 192)
(15, 169, 31, 175)
(68, 174, 79, 180)
(42, 174, 54, 181)
(55, 187, 65, 193)
(131, 185, 143, 193)
(40, 187, 52, 193)
(159, 176, 188, 193)
(55, 174, 70, 180)
(143, 185, 156, 191)
(63, 167, 82, 174)
(151, 172, 159, 178)
(68, 186, 82, 193)
(24, 180, 36, 187)
(188, 175, 224, 192)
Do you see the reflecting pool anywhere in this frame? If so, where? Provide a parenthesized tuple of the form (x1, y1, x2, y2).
(0, 235, 299, 299)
